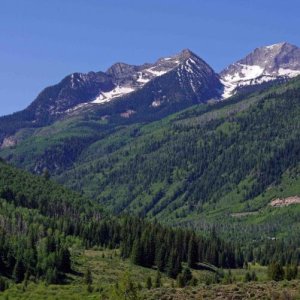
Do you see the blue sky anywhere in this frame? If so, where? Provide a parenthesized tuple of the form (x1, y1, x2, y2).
(1, 0, 300, 116)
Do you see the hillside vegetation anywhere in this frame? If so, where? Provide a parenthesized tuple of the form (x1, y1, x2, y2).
(1, 160, 263, 294)
(1, 78, 300, 242)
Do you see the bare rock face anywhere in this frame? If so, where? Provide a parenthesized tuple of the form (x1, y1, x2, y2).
(220, 42, 300, 98)
(1, 136, 17, 149)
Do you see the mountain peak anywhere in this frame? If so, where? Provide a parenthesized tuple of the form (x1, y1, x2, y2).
(263, 42, 295, 51)
(178, 48, 196, 59)
(220, 42, 300, 98)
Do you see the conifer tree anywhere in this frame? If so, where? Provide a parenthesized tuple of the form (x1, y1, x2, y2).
(182, 267, 192, 286)
(13, 260, 25, 283)
(187, 236, 198, 268)
(146, 276, 152, 289)
(268, 262, 284, 281)
(154, 270, 162, 288)
(131, 239, 143, 266)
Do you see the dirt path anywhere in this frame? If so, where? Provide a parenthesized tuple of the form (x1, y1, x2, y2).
(270, 196, 300, 207)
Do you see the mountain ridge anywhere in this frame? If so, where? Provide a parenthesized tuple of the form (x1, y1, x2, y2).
(1, 42, 300, 150)
(0, 48, 222, 147)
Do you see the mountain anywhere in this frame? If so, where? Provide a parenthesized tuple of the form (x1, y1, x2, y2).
(102, 49, 221, 105)
(2, 42, 300, 149)
(220, 42, 300, 97)
(0, 49, 222, 148)
(1, 75, 300, 243)
(0, 43, 300, 240)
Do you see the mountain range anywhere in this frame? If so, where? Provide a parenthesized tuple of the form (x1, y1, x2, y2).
(0, 42, 300, 241)
(1, 42, 300, 149)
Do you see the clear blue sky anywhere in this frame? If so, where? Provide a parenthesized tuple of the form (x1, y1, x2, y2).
(1, 0, 300, 116)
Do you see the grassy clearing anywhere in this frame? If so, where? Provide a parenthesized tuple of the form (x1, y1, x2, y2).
(1, 249, 300, 299)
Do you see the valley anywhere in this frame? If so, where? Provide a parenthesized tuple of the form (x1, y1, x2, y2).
(0, 41, 300, 299)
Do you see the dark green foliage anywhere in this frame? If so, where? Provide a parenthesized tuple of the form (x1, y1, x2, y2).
(244, 272, 251, 282)
(1, 78, 300, 254)
(166, 249, 182, 279)
(268, 262, 285, 281)
(146, 276, 152, 289)
(285, 264, 298, 280)
(0, 160, 245, 282)
(44, 80, 300, 224)
(131, 239, 144, 265)
(244, 270, 257, 282)
(42, 168, 50, 181)
(187, 235, 198, 268)
(45, 268, 59, 284)
(0, 277, 8, 291)
(154, 271, 162, 288)
(182, 267, 193, 286)
(13, 260, 25, 283)
(59, 248, 71, 273)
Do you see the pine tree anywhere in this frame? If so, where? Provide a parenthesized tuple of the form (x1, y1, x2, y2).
(244, 271, 251, 282)
(268, 262, 284, 281)
(187, 236, 197, 268)
(167, 250, 182, 279)
(131, 239, 143, 266)
(182, 267, 192, 286)
(45, 267, 58, 284)
(0, 277, 7, 291)
(13, 260, 25, 283)
(155, 245, 166, 271)
(59, 248, 71, 273)
(154, 270, 162, 288)
(146, 276, 152, 289)
(285, 264, 298, 280)
(42, 168, 50, 181)
(251, 271, 257, 281)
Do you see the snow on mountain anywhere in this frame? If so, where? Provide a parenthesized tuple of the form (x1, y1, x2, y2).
(69, 49, 220, 112)
(100, 53, 182, 101)
(92, 86, 135, 104)
(220, 42, 300, 98)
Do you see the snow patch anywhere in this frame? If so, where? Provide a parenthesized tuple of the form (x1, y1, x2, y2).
(92, 86, 135, 104)
(223, 64, 264, 83)
(146, 68, 168, 76)
(136, 72, 150, 83)
(278, 68, 300, 77)
(151, 100, 161, 107)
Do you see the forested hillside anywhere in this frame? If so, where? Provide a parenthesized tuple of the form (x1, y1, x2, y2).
(0, 159, 299, 298)
(1, 160, 256, 289)
(1, 77, 300, 243)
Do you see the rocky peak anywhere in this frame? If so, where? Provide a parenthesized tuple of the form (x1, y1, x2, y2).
(220, 42, 300, 98)
(177, 48, 197, 60)
(237, 42, 300, 72)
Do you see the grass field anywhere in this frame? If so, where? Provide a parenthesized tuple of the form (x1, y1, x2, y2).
(1, 249, 300, 299)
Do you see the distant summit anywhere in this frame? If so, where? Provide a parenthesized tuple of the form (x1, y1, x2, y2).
(220, 42, 300, 98)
